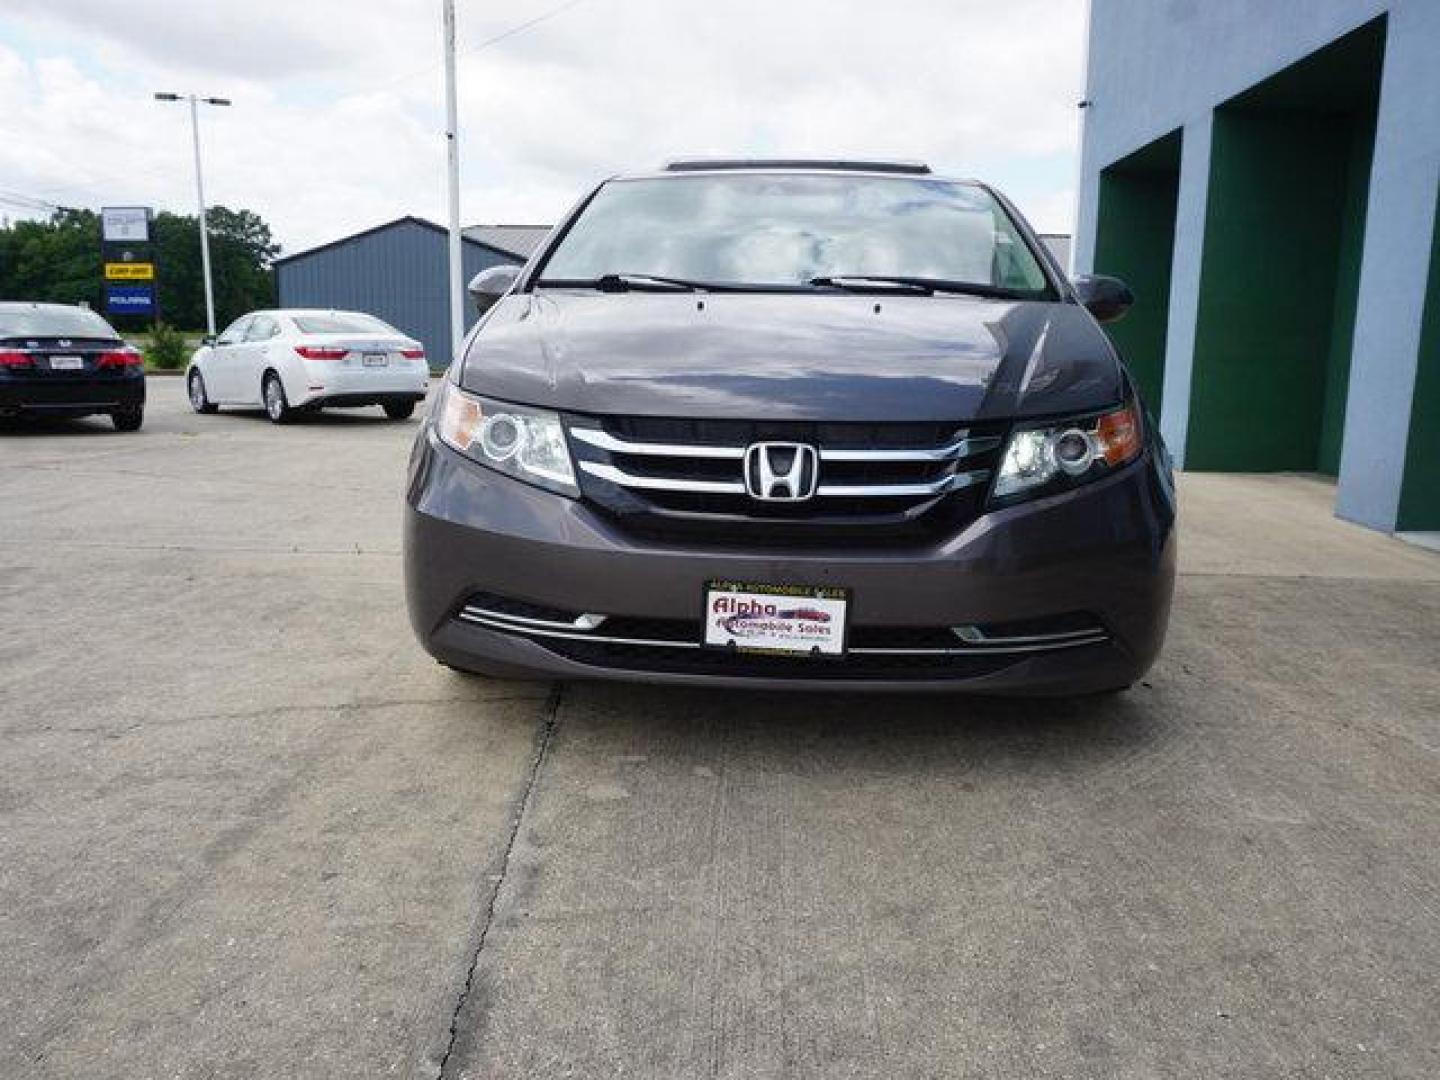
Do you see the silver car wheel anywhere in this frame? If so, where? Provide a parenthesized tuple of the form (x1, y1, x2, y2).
(265, 378, 283, 420)
(189, 373, 206, 411)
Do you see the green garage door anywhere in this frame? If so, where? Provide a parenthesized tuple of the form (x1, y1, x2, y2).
(1185, 18, 1384, 475)
(1398, 185, 1440, 531)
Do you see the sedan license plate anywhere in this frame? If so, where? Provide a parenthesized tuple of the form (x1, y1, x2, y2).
(49, 355, 84, 370)
(703, 581, 848, 656)
(363, 353, 388, 367)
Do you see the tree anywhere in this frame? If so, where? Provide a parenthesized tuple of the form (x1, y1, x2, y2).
(0, 209, 103, 309)
(0, 205, 280, 330)
(153, 206, 279, 329)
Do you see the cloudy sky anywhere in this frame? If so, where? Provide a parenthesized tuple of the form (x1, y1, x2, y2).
(0, 0, 1087, 256)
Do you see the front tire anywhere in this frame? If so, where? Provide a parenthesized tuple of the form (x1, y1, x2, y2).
(188, 371, 218, 414)
(383, 401, 416, 420)
(263, 373, 294, 424)
(111, 405, 143, 432)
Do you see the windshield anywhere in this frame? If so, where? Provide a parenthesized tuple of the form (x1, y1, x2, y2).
(0, 304, 120, 340)
(537, 173, 1053, 295)
(291, 313, 397, 335)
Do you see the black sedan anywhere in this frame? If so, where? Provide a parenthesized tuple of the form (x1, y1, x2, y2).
(0, 302, 145, 431)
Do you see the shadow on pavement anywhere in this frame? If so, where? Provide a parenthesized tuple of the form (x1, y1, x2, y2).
(0, 415, 119, 436)
(210, 407, 417, 427)
(547, 679, 1168, 776)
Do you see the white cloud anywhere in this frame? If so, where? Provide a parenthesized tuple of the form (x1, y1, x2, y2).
(0, 0, 1085, 253)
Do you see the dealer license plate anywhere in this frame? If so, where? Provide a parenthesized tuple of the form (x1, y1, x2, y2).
(49, 355, 83, 370)
(703, 581, 849, 656)
(363, 353, 388, 367)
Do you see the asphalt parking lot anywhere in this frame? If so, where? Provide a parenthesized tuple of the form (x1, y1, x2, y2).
(2, 378, 1439, 1079)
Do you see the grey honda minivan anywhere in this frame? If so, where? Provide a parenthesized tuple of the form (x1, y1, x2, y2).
(403, 160, 1176, 694)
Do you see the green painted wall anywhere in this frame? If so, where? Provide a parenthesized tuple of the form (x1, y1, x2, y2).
(1397, 185, 1440, 531)
(1093, 131, 1181, 418)
(1186, 109, 1370, 471)
(1317, 114, 1376, 475)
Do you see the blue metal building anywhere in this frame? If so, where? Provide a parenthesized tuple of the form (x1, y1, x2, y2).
(273, 217, 545, 368)
(1074, 0, 1439, 537)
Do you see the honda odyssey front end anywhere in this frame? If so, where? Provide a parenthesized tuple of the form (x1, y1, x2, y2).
(404, 160, 1176, 694)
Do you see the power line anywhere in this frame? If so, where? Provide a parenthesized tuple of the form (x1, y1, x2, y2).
(459, 0, 589, 58)
(1, 158, 182, 206)
(369, 0, 594, 95)
(0, 189, 61, 212)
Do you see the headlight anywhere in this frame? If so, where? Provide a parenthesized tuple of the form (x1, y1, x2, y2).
(434, 382, 578, 496)
(992, 401, 1143, 502)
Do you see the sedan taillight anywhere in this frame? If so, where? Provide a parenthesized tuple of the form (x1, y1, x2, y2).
(97, 347, 143, 368)
(0, 349, 33, 368)
(296, 345, 348, 360)
(400, 348, 425, 360)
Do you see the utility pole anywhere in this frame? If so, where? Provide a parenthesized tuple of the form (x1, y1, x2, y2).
(155, 92, 231, 336)
(1070, 0, 1093, 278)
(442, 0, 466, 358)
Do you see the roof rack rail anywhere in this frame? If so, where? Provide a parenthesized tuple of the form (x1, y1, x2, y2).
(662, 158, 932, 175)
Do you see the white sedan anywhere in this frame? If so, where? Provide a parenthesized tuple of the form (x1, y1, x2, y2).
(185, 309, 431, 422)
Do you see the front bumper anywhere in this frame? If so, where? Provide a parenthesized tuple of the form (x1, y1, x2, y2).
(403, 431, 1176, 694)
(0, 370, 145, 416)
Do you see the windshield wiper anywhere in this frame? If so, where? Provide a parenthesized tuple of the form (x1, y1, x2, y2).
(538, 273, 711, 293)
(808, 275, 931, 294)
(808, 275, 1029, 300)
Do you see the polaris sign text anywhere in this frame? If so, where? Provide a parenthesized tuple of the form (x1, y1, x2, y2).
(105, 285, 156, 316)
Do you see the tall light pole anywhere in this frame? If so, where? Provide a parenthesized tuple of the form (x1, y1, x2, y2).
(442, 0, 465, 358)
(155, 92, 231, 336)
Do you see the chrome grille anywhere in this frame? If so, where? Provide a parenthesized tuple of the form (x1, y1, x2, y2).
(566, 416, 1006, 544)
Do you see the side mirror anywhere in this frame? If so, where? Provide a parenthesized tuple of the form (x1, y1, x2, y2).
(1072, 275, 1133, 324)
(468, 264, 521, 316)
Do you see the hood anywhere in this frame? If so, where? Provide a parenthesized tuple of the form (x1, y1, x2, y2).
(459, 291, 1124, 422)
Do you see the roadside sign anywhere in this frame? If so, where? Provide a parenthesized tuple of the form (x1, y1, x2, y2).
(101, 207, 151, 243)
(106, 284, 156, 316)
(105, 262, 156, 281)
(100, 206, 157, 320)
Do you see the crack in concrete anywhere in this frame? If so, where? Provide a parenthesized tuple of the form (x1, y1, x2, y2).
(431, 682, 564, 1080)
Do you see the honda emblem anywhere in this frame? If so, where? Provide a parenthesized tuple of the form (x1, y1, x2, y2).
(743, 442, 819, 501)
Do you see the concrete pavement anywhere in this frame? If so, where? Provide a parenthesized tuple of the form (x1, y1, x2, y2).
(1, 381, 1437, 1078)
